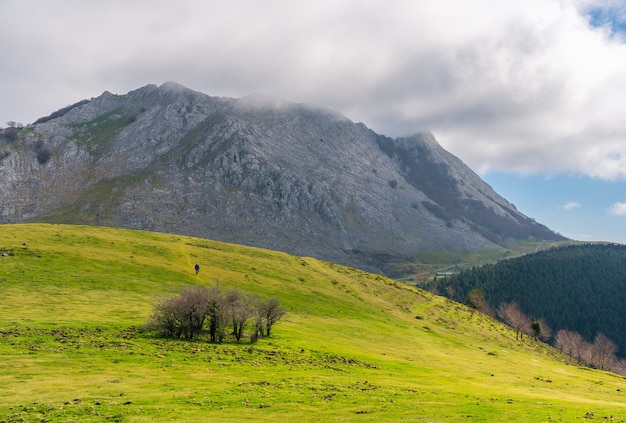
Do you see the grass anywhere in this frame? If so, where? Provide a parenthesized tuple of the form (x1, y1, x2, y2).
(1, 223, 625, 422)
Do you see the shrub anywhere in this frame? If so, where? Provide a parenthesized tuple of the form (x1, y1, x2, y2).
(0, 127, 18, 143)
(36, 148, 52, 165)
(148, 286, 213, 340)
(32, 139, 53, 165)
(147, 285, 285, 343)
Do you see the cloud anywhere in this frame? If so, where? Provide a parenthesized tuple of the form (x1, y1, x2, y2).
(563, 202, 582, 210)
(568, 232, 595, 241)
(608, 202, 626, 216)
(1, 1, 626, 180)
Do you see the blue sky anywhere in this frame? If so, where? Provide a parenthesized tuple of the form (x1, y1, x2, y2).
(482, 172, 626, 244)
(588, 3, 626, 37)
(1, 1, 625, 244)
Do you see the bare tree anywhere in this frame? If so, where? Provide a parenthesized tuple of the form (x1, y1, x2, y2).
(592, 333, 618, 371)
(497, 302, 531, 341)
(465, 288, 486, 310)
(147, 286, 211, 339)
(555, 330, 623, 374)
(578, 338, 595, 367)
(610, 358, 626, 376)
(555, 329, 584, 364)
(176, 286, 211, 339)
(465, 288, 496, 317)
(148, 295, 183, 338)
(225, 288, 255, 342)
(259, 297, 286, 337)
(206, 286, 226, 343)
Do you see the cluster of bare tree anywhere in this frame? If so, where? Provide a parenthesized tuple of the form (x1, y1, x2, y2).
(146, 285, 285, 342)
(495, 301, 626, 375)
(496, 301, 552, 342)
(465, 292, 550, 343)
(555, 330, 626, 374)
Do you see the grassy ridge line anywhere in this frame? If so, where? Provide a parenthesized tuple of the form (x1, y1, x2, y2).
(408, 239, 575, 282)
(0, 223, 624, 422)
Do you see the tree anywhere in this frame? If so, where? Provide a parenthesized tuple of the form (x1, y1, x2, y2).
(530, 320, 541, 340)
(529, 319, 551, 342)
(554, 330, 625, 374)
(147, 286, 211, 339)
(225, 288, 255, 342)
(464, 288, 494, 317)
(465, 288, 486, 310)
(497, 302, 531, 341)
(206, 286, 226, 343)
(611, 358, 626, 376)
(149, 295, 183, 338)
(259, 297, 286, 337)
(577, 337, 594, 367)
(555, 329, 584, 364)
(592, 333, 617, 371)
(176, 286, 211, 339)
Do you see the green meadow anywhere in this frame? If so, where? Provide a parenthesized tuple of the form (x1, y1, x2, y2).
(1, 224, 625, 422)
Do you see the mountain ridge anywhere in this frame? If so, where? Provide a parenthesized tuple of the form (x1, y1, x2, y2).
(0, 82, 565, 273)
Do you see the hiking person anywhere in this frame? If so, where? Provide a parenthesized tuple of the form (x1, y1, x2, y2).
(194, 263, 200, 275)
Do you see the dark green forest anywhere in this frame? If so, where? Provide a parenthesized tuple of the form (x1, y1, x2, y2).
(426, 243, 626, 356)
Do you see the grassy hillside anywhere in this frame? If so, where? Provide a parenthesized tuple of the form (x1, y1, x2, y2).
(1, 224, 625, 422)
(404, 239, 574, 282)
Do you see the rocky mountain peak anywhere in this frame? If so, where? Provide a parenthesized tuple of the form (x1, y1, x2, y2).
(0, 82, 565, 274)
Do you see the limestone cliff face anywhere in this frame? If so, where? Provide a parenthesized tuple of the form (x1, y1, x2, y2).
(0, 82, 565, 273)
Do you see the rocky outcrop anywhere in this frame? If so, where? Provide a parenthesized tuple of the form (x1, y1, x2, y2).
(0, 82, 565, 273)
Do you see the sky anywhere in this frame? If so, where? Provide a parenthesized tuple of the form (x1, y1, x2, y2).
(1, 0, 626, 244)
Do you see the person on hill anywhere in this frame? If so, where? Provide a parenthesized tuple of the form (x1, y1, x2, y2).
(194, 263, 200, 275)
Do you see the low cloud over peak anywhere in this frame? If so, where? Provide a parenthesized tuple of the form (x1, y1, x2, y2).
(1, 0, 626, 180)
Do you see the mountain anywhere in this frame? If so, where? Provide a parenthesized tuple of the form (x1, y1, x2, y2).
(0, 82, 565, 273)
(427, 243, 626, 357)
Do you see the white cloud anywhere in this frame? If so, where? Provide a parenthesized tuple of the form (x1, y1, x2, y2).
(608, 202, 626, 215)
(563, 202, 582, 210)
(567, 232, 595, 241)
(1, 0, 626, 180)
